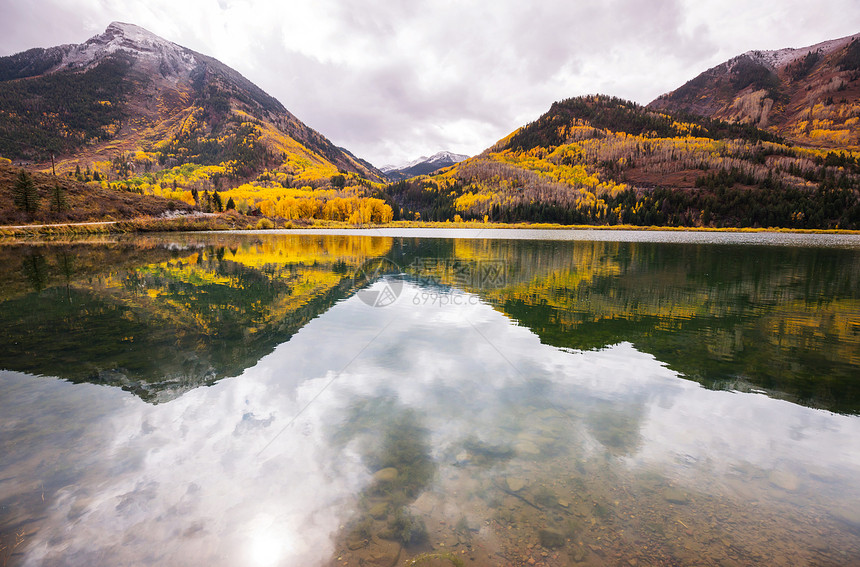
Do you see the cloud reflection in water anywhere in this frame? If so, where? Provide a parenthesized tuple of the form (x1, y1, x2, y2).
(4, 280, 859, 566)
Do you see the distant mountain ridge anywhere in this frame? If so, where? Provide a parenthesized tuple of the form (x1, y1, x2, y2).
(649, 32, 860, 149)
(382, 151, 469, 181)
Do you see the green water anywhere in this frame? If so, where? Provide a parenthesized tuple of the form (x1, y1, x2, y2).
(0, 230, 858, 566)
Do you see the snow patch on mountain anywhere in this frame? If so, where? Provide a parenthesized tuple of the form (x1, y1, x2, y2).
(735, 32, 860, 71)
(382, 151, 470, 180)
(388, 151, 469, 171)
(54, 22, 197, 78)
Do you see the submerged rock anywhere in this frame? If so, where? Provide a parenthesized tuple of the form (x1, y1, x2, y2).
(515, 440, 541, 455)
(570, 546, 587, 562)
(832, 508, 860, 532)
(368, 501, 389, 519)
(373, 467, 399, 483)
(506, 477, 526, 492)
(538, 528, 565, 548)
(662, 488, 690, 504)
(364, 537, 402, 567)
(454, 450, 470, 465)
(768, 470, 799, 492)
(462, 438, 515, 462)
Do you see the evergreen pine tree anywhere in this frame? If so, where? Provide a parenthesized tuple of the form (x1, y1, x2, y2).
(225, 197, 236, 211)
(13, 170, 39, 215)
(51, 183, 68, 213)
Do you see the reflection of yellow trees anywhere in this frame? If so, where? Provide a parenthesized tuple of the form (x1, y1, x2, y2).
(448, 240, 860, 369)
(447, 240, 625, 301)
(108, 235, 392, 336)
(449, 240, 714, 340)
(451, 239, 499, 262)
(141, 257, 341, 336)
(454, 240, 626, 304)
(452, 239, 619, 274)
(225, 235, 392, 268)
(761, 302, 860, 366)
(23, 236, 393, 342)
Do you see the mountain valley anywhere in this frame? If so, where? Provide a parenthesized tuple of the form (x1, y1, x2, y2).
(1, 24, 859, 230)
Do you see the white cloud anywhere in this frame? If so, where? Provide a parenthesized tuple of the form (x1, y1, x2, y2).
(2, 0, 859, 165)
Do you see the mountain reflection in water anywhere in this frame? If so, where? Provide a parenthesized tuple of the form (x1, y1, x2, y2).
(0, 231, 858, 566)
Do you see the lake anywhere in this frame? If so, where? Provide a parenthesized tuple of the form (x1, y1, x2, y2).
(1, 229, 859, 567)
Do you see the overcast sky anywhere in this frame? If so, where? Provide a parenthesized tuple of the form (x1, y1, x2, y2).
(2, 1, 860, 167)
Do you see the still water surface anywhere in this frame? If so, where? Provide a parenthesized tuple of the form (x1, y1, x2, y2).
(1, 230, 859, 566)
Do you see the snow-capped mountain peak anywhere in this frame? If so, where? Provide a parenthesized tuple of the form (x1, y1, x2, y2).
(400, 155, 430, 169)
(427, 150, 469, 164)
(382, 151, 470, 180)
(735, 32, 860, 71)
(390, 151, 469, 171)
(56, 21, 197, 78)
(103, 21, 169, 45)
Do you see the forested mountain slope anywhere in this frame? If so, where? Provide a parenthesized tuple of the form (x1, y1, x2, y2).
(649, 33, 860, 151)
(384, 95, 860, 229)
(0, 22, 396, 224)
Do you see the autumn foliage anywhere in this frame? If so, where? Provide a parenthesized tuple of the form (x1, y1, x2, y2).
(384, 96, 860, 229)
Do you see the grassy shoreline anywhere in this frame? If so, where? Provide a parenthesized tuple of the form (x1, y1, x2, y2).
(2, 214, 860, 237)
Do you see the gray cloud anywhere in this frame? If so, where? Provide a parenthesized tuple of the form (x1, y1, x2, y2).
(2, 0, 859, 166)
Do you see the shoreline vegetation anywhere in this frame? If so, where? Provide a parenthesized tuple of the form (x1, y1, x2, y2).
(2, 214, 859, 237)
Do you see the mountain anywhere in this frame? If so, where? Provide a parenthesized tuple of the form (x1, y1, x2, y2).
(648, 33, 860, 150)
(3, 26, 859, 229)
(381, 151, 469, 181)
(0, 22, 384, 185)
(384, 94, 860, 229)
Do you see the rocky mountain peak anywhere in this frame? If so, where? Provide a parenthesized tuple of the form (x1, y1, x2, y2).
(103, 21, 167, 43)
(648, 31, 860, 147)
(0, 21, 383, 180)
(381, 150, 469, 180)
(732, 32, 860, 72)
(59, 22, 197, 78)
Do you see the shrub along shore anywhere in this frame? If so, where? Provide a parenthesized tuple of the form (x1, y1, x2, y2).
(2, 214, 858, 238)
